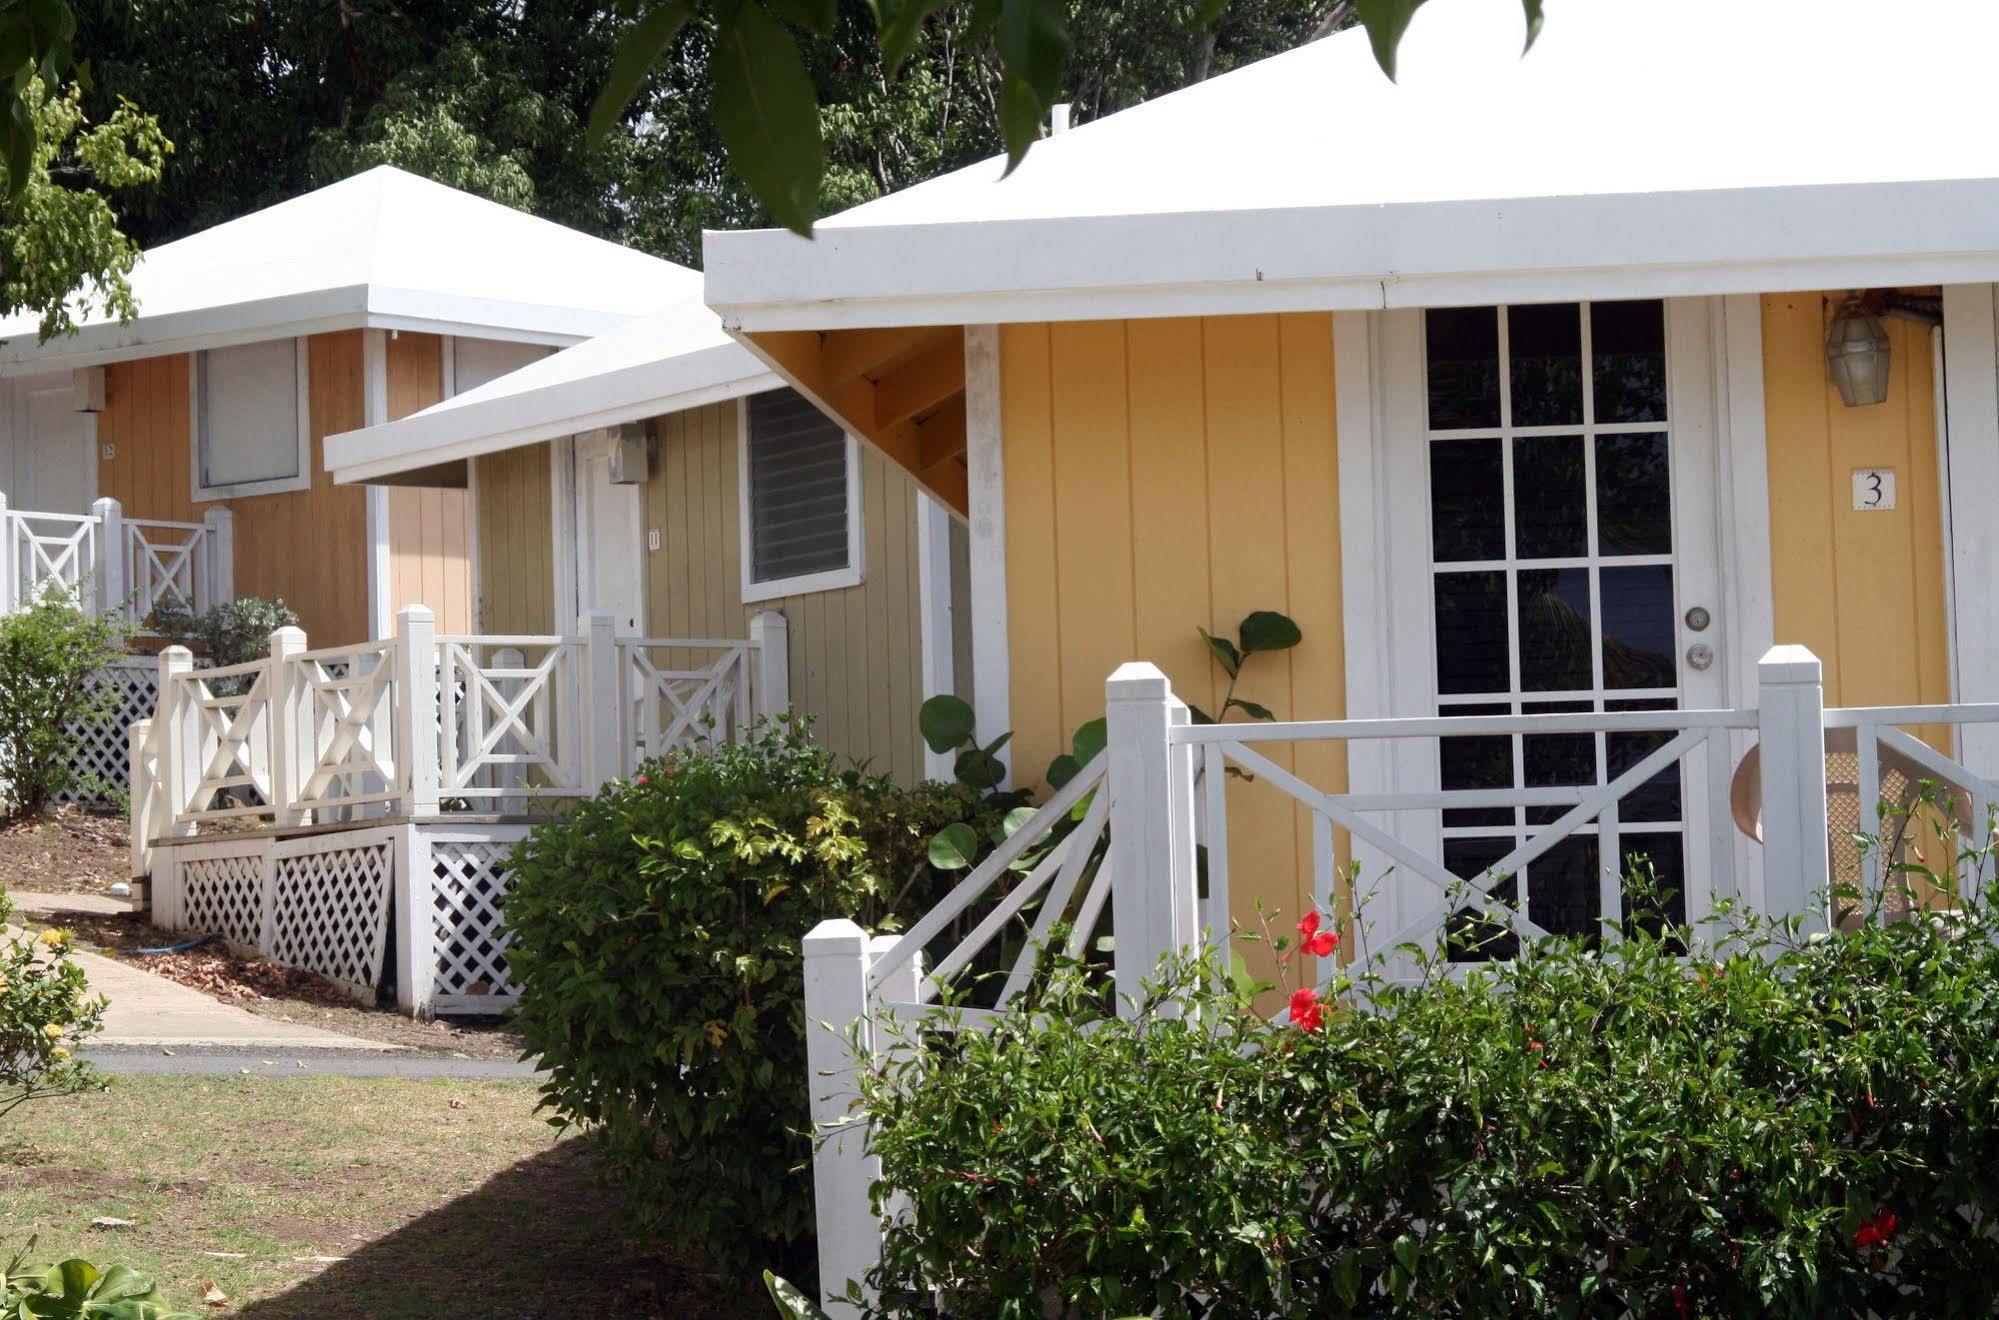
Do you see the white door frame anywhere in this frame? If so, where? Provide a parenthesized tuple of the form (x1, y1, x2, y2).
(1334, 296, 1774, 944)
(1940, 285, 1999, 776)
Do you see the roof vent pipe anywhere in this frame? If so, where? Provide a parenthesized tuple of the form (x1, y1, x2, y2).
(1049, 102, 1072, 135)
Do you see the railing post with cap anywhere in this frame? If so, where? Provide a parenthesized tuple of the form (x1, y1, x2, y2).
(1105, 661, 1200, 1014)
(804, 918, 882, 1313)
(156, 646, 197, 839)
(1757, 644, 1829, 935)
(267, 626, 309, 825)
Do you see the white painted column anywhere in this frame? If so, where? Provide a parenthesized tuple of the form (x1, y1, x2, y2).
(749, 609, 790, 723)
(1105, 661, 1199, 1013)
(1756, 645, 1829, 935)
(266, 625, 309, 825)
(963, 325, 1011, 783)
(914, 492, 957, 782)
(393, 604, 440, 818)
(362, 329, 393, 641)
(394, 823, 435, 1018)
(90, 496, 124, 619)
(0, 491, 14, 615)
(803, 918, 881, 1312)
(1942, 286, 1999, 776)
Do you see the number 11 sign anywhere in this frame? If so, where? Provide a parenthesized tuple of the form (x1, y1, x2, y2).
(1852, 468, 1896, 511)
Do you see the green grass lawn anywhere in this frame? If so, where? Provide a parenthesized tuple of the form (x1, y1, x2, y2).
(0, 1075, 754, 1318)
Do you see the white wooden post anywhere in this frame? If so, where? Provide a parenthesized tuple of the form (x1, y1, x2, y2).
(157, 646, 197, 839)
(582, 610, 622, 789)
(394, 824, 435, 1018)
(90, 496, 125, 619)
(750, 609, 790, 724)
(394, 605, 440, 818)
(127, 718, 153, 881)
(804, 918, 881, 1312)
(267, 625, 309, 825)
(203, 505, 233, 609)
(1105, 661, 1200, 1015)
(1757, 645, 1830, 935)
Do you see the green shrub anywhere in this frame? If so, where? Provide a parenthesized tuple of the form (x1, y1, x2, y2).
(0, 591, 129, 817)
(856, 886, 1999, 1316)
(146, 594, 298, 667)
(0, 1250, 191, 1318)
(502, 719, 1001, 1284)
(0, 890, 105, 1117)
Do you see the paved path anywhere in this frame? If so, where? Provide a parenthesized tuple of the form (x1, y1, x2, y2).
(6, 891, 388, 1051)
(84, 1045, 539, 1080)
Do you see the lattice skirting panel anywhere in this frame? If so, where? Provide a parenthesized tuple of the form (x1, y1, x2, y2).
(268, 831, 396, 999)
(409, 826, 531, 1016)
(152, 821, 529, 1018)
(153, 826, 401, 1005)
(63, 659, 157, 808)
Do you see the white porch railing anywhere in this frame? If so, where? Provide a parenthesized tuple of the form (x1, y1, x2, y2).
(128, 605, 791, 876)
(0, 492, 232, 624)
(801, 644, 1999, 1309)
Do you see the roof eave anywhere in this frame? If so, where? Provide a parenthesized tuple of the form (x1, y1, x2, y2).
(706, 177, 1999, 331)
(325, 344, 779, 483)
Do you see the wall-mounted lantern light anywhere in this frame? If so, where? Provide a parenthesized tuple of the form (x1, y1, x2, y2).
(1826, 293, 1891, 407)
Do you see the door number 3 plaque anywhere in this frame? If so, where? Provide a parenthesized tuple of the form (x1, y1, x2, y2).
(1852, 468, 1896, 511)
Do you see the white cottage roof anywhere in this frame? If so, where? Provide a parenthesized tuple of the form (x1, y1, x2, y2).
(324, 299, 776, 482)
(0, 165, 700, 370)
(705, 0, 1999, 328)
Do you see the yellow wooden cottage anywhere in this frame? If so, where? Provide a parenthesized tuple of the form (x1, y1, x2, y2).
(705, 0, 1999, 978)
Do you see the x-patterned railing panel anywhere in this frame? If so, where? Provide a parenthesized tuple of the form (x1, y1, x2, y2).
(292, 639, 403, 816)
(7, 510, 95, 609)
(435, 636, 585, 800)
(124, 519, 210, 621)
(171, 657, 276, 823)
(1172, 706, 1758, 985)
(621, 639, 755, 770)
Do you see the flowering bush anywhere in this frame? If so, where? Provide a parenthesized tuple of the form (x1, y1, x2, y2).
(854, 881, 1999, 1316)
(502, 719, 1004, 1285)
(0, 890, 105, 1117)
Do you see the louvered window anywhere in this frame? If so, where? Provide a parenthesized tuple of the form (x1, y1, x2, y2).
(743, 389, 860, 597)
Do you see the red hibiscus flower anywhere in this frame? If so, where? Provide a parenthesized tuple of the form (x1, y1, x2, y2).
(1288, 987, 1324, 1032)
(1854, 1210, 1896, 1249)
(1296, 911, 1340, 958)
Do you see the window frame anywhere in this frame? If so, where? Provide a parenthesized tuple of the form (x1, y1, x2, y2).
(737, 393, 865, 604)
(188, 337, 313, 502)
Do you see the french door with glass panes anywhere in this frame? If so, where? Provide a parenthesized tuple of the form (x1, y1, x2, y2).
(1345, 298, 1734, 961)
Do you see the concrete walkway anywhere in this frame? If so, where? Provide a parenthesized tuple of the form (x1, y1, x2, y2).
(84, 1045, 539, 1079)
(5, 891, 389, 1051)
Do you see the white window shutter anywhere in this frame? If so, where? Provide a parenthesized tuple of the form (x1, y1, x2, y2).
(198, 340, 302, 489)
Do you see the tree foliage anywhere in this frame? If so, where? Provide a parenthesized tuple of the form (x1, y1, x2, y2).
(69, 0, 1353, 266)
(0, 76, 167, 340)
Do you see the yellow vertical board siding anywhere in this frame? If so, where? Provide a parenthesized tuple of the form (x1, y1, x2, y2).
(96, 336, 372, 642)
(640, 399, 928, 784)
(384, 333, 473, 633)
(1000, 313, 1346, 959)
(1762, 294, 1950, 747)
(471, 443, 556, 634)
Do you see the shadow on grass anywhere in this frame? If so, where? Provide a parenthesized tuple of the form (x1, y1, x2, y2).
(238, 1137, 758, 1320)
